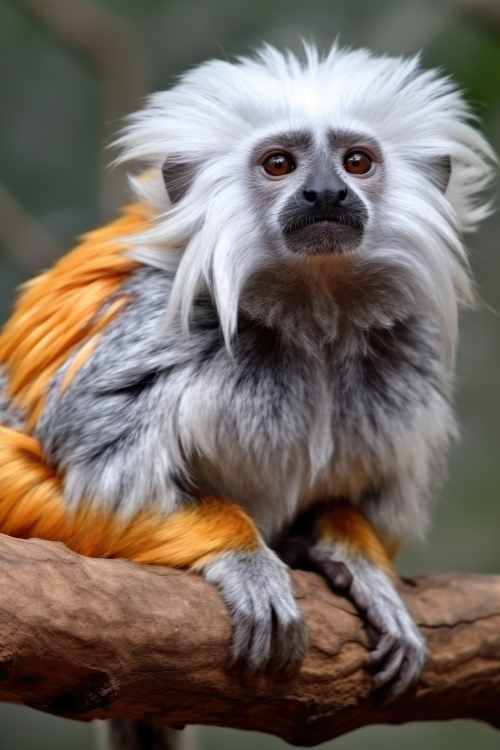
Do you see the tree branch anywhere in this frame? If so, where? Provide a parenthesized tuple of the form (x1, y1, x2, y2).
(444, 0, 500, 34)
(0, 534, 498, 746)
(17, 0, 149, 217)
(0, 183, 62, 271)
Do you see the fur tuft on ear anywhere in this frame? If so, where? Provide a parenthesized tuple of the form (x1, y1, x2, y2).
(429, 155, 452, 194)
(162, 158, 199, 204)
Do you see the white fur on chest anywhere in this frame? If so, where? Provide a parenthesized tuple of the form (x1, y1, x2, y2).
(176, 343, 449, 544)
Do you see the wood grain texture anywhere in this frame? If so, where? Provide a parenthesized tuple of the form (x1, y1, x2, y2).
(0, 533, 498, 746)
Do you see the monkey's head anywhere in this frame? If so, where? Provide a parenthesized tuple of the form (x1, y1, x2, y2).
(117, 44, 494, 351)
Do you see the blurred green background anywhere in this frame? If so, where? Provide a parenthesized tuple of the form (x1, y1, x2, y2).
(0, 0, 499, 748)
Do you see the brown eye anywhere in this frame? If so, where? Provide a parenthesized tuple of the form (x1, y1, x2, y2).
(344, 151, 372, 175)
(262, 153, 295, 177)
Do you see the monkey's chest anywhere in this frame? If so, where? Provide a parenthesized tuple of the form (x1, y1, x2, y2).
(182, 351, 421, 541)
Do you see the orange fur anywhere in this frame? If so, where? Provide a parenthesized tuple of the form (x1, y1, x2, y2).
(317, 501, 396, 577)
(0, 425, 259, 567)
(0, 204, 149, 431)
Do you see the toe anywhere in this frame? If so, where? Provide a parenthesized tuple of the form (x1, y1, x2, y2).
(228, 611, 253, 666)
(271, 611, 307, 672)
(372, 642, 405, 686)
(379, 638, 427, 702)
(367, 630, 398, 665)
(247, 615, 273, 669)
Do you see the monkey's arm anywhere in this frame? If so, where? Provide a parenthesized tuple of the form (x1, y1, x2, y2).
(0, 424, 305, 671)
(279, 501, 426, 700)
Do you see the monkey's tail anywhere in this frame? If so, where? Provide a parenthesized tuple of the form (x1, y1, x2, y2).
(98, 719, 191, 750)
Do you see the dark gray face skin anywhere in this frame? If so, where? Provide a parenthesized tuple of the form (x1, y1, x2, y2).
(279, 157, 369, 255)
(250, 129, 377, 257)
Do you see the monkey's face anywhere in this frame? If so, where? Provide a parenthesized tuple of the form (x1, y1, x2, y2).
(251, 131, 374, 256)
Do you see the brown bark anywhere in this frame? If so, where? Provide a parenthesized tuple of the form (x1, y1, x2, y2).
(0, 533, 498, 746)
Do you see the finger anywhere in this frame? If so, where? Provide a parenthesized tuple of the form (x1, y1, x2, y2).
(247, 614, 272, 670)
(372, 643, 405, 686)
(270, 623, 304, 676)
(381, 644, 421, 702)
(367, 630, 398, 665)
(307, 552, 353, 592)
(271, 610, 306, 672)
(227, 611, 253, 667)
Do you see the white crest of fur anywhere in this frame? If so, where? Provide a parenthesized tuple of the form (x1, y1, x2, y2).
(114, 43, 495, 357)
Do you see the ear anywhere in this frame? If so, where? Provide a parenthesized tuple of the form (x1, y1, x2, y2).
(161, 158, 198, 204)
(428, 155, 451, 194)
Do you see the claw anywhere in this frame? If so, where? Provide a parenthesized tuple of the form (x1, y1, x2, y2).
(381, 641, 427, 701)
(372, 644, 405, 685)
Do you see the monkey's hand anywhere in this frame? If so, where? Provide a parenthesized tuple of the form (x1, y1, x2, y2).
(282, 539, 426, 700)
(202, 546, 307, 672)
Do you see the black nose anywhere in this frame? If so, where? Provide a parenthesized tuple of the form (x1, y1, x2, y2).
(302, 186, 348, 204)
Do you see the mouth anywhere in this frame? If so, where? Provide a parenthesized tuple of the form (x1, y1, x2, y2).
(281, 210, 365, 255)
(283, 211, 364, 234)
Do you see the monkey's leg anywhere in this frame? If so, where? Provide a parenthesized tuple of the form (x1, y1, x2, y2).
(0, 425, 306, 672)
(279, 502, 426, 700)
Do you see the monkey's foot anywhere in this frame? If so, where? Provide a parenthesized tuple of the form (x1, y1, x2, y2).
(347, 563, 427, 700)
(279, 539, 426, 700)
(202, 547, 307, 673)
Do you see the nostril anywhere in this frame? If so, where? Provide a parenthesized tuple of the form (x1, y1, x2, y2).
(303, 189, 317, 203)
(338, 188, 348, 201)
